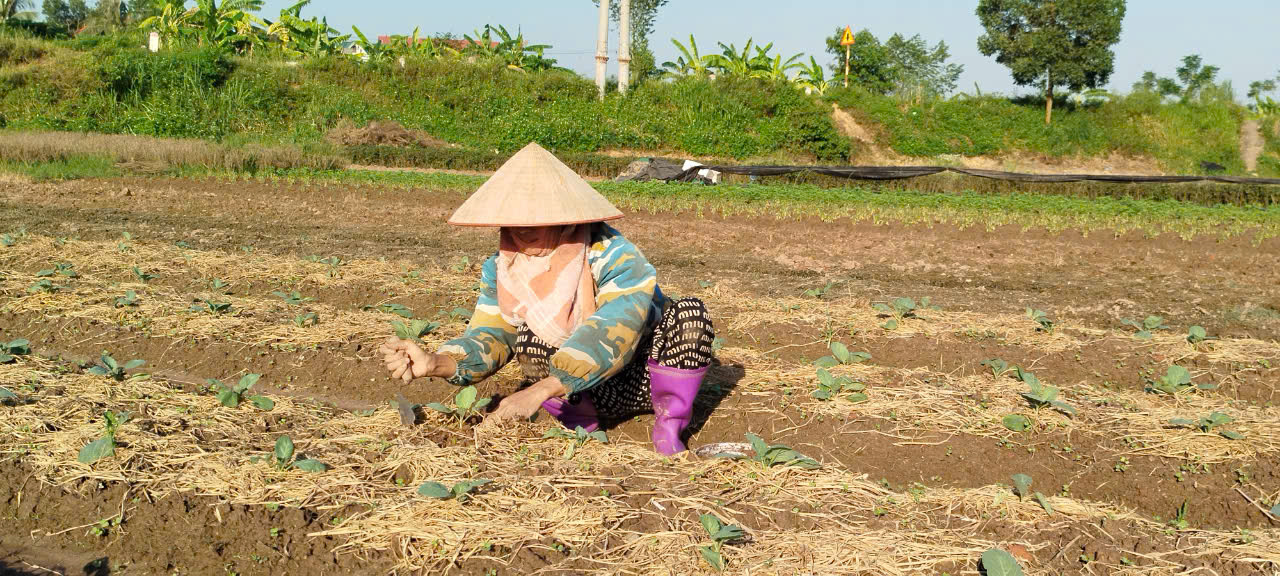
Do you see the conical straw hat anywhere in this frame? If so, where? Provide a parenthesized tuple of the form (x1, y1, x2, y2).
(448, 142, 623, 227)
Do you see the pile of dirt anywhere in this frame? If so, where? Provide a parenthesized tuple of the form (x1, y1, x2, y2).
(325, 119, 454, 149)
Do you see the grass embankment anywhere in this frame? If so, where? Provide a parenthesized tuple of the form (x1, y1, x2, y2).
(0, 27, 1268, 178)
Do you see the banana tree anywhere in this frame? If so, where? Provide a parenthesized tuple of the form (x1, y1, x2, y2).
(708, 39, 757, 77)
(350, 25, 392, 63)
(463, 24, 559, 72)
(188, 0, 266, 52)
(138, 0, 195, 43)
(265, 0, 347, 57)
(796, 56, 831, 94)
(752, 46, 804, 81)
(0, 0, 36, 22)
(662, 34, 715, 77)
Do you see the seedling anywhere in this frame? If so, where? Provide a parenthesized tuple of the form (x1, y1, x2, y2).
(88, 515, 121, 537)
(802, 281, 834, 299)
(131, 267, 155, 282)
(426, 386, 490, 425)
(1169, 500, 1191, 530)
(980, 548, 1025, 576)
(293, 312, 319, 327)
(1002, 414, 1032, 432)
(1010, 473, 1053, 514)
(441, 307, 472, 323)
(813, 341, 870, 368)
(1186, 325, 1213, 344)
(36, 262, 78, 278)
(812, 368, 866, 402)
(698, 513, 746, 572)
(981, 358, 1014, 378)
(207, 278, 231, 293)
(1, 228, 25, 246)
(27, 279, 57, 293)
(1026, 308, 1054, 333)
(872, 297, 931, 330)
(189, 298, 232, 315)
(209, 374, 274, 410)
(417, 479, 491, 503)
(1122, 315, 1169, 339)
(451, 255, 471, 274)
(264, 435, 327, 472)
(77, 410, 130, 464)
(1170, 412, 1244, 439)
(392, 319, 441, 343)
(365, 302, 413, 318)
(87, 352, 145, 381)
(543, 425, 608, 459)
(716, 433, 820, 469)
(0, 338, 30, 363)
(114, 290, 139, 308)
(1016, 369, 1075, 417)
(1146, 365, 1214, 395)
(272, 290, 314, 306)
(318, 256, 343, 278)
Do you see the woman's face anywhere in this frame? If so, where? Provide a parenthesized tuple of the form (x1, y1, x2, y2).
(508, 226, 563, 256)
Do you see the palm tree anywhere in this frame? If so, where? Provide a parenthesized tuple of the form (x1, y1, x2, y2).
(661, 35, 714, 77)
(708, 39, 755, 77)
(1, 0, 37, 22)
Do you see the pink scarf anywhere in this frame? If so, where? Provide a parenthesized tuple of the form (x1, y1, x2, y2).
(496, 226, 596, 347)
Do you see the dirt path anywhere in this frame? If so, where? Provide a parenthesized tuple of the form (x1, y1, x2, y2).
(1241, 119, 1264, 173)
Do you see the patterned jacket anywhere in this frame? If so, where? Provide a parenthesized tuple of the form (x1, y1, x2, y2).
(438, 224, 665, 394)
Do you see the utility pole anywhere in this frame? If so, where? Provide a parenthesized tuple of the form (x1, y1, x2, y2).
(595, 0, 610, 100)
(618, 0, 631, 95)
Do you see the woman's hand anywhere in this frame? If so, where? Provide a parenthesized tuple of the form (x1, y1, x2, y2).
(484, 376, 567, 424)
(379, 337, 456, 382)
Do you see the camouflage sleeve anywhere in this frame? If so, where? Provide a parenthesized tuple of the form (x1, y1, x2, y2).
(437, 254, 517, 386)
(549, 235, 657, 394)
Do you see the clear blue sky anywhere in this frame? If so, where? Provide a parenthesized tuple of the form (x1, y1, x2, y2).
(261, 0, 1280, 97)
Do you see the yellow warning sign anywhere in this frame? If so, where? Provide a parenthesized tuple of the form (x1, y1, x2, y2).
(839, 26, 856, 46)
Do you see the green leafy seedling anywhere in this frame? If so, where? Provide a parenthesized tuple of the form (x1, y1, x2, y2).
(442, 307, 472, 323)
(1002, 413, 1032, 432)
(812, 368, 867, 402)
(980, 548, 1025, 576)
(208, 278, 230, 293)
(1122, 315, 1169, 339)
(426, 386, 491, 425)
(1170, 411, 1243, 439)
(131, 267, 155, 282)
(1026, 308, 1054, 333)
(981, 358, 1013, 378)
(1168, 500, 1191, 530)
(293, 312, 319, 327)
(1011, 473, 1033, 501)
(1147, 365, 1214, 394)
(189, 298, 232, 315)
(872, 297, 931, 329)
(0, 338, 30, 363)
(77, 410, 130, 465)
(114, 290, 139, 308)
(698, 513, 746, 572)
(813, 341, 871, 368)
(543, 425, 608, 459)
(272, 290, 314, 306)
(209, 374, 274, 410)
(392, 319, 441, 343)
(1016, 369, 1075, 417)
(716, 433, 820, 469)
(417, 479, 491, 503)
(270, 435, 327, 472)
(802, 281, 834, 299)
(1187, 325, 1212, 344)
(87, 352, 144, 381)
(37, 262, 78, 278)
(27, 279, 57, 293)
(365, 302, 413, 318)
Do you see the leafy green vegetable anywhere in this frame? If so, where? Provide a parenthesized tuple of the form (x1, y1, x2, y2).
(872, 297, 931, 329)
(698, 513, 745, 572)
(812, 368, 867, 402)
(1025, 308, 1054, 333)
(1146, 365, 1213, 394)
(1187, 325, 1209, 344)
(1170, 411, 1243, 439)
(1121, 315, 1169, 339)
(293, 312, 319, 327)
(77, 410, 130, 465)
(802, 281, 834, 299)
(27, 279, 57, 293)
(272, 290, 314, 306)
(86, 352, 145, 381)
(1011, 474, 1032, 500)
(392, 319, 441, 343)
(113, 290, 139, 308)
(715, 433, 820, 469)
(981, 358, 1013, 377)
(0, 338, 31, 364)
(1016, 370, 1075, 417)
(980, 548, 1024, 576)
(543, 425, 608, 459)
(365, 302, 413, 318)
(417, 479, 491, 502)
(814, 341, 871, 368)
(209, 374, 273, 410)
(1034, 492, 1054, 515)
(131, 267, 155, 282)
(269, 435, 327, 472)
(426, 386, 491, 425)
(1169, 500, 1190, 530)
(1002, 414, 1031, 432)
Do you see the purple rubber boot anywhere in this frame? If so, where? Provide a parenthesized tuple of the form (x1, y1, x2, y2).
(541, 394, 600, 433)
(647, 360, 708, 455)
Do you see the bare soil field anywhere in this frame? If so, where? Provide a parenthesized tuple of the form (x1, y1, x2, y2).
(0, 175, 1278, 575)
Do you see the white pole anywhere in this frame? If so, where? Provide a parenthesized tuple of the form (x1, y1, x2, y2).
(595, 0, 610, 100)
(618, 0, 631, 95)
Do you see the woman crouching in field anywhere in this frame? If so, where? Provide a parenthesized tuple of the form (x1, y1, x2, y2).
(379, 143, 715, 454)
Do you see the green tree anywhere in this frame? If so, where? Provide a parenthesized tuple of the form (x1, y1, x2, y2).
(1174, 54, 1219, 101)
(1132, 70, 1181, 98)
(976, 0, 1126, 124)
(1134, 55, 1230, 104)
(41, 0, 88, 32)
(824, 27, 892, 93)
(883, 33, 964, 98)
(1, 0, 38, 22)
